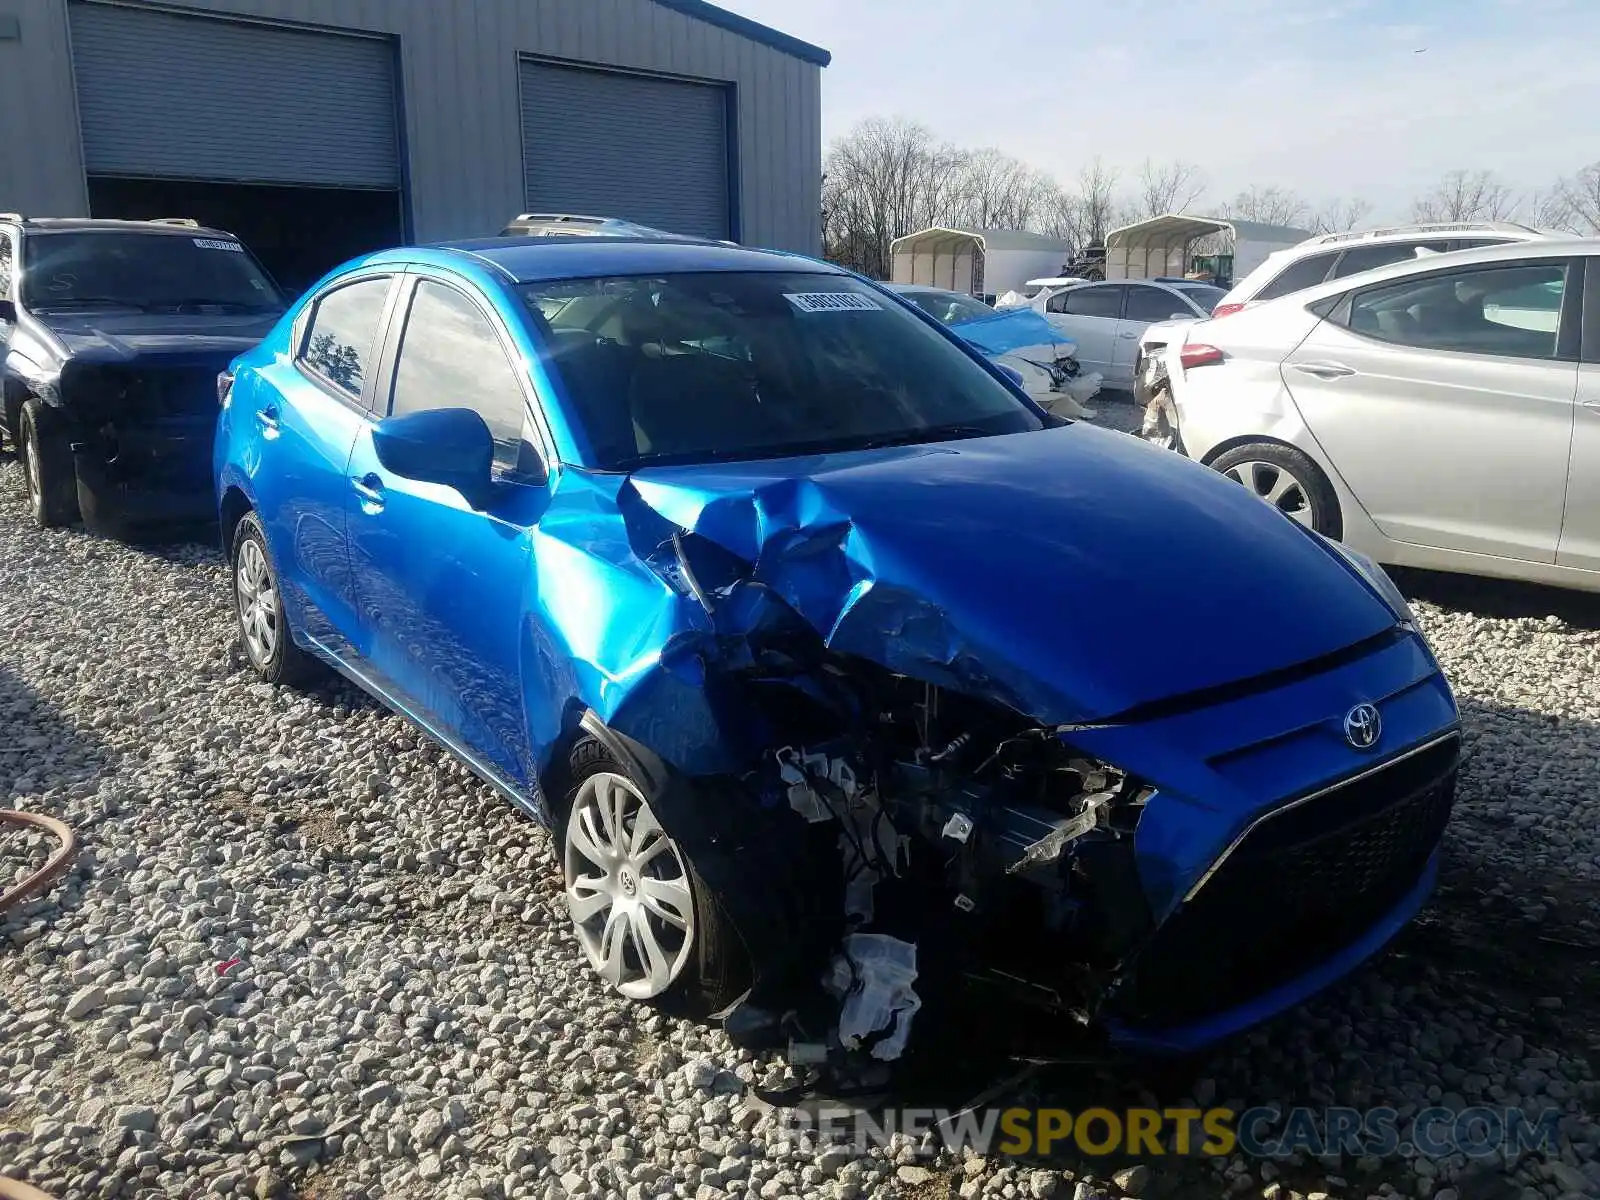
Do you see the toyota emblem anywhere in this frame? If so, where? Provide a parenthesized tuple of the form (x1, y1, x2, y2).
(1343, 703, 1382, 750)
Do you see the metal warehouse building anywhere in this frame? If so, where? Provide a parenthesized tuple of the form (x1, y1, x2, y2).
(0, 0, 827, 288)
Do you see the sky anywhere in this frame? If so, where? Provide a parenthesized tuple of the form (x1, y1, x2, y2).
(713, 0, 1600, 223)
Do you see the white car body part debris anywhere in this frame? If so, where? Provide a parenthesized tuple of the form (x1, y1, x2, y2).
(776, 745, 856, 823)
(826, 934, 923, 1061)
(942, 812, 974, 843)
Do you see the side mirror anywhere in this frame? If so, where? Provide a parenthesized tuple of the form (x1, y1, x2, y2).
(373, 408, 495, 507)
(0, 298, 16, 322)
(996, 363, 1026, 389)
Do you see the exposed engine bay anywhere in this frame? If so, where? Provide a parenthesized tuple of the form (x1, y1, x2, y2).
(716, 640, 1158, 1066)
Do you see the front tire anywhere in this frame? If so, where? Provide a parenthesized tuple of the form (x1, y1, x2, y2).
(561, 739, 747, 1017)
(18, 399, 79, 530)
(231, 511, 320, 687)
(1209, 441, 1342, 538)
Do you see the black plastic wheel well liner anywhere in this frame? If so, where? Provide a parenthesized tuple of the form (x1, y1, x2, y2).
(1199, 431, 1305, 469)
(218, 487, 253, 558)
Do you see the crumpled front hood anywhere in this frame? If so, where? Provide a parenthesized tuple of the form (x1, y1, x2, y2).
(626, 423, 1396, 723)
(949, 307, 1077, 360)
(35, 310, 281, 365)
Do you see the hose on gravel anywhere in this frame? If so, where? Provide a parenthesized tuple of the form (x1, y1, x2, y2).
(0, 808, 77, 916)
(0, 810, 77, 1200)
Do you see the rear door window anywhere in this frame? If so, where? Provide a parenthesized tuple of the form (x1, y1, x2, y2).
(0, 231, 12, 301)
(1055, 286, 1125, 318)
(1331, 241, 1452, 279)
(1123, 286, 1187, 322)
(299, 276, 393, 399)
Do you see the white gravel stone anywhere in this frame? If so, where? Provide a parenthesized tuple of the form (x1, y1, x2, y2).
(0, 445, 1597, 1200)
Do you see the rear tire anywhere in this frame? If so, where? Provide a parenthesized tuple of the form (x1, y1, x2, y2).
(1209, 441, 1342, 538)
(231, 511, 321, 687)
(18, 399, 79, 530)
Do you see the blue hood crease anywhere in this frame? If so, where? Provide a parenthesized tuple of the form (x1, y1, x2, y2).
(557, 423, 1398, 772)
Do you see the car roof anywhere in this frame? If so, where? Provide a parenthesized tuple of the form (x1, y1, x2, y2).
(1263, 236, 1600, 307)
(1072, 279, 1184, 292)
(412, 236, 838, 283)
(1293, 220, 1546, 250)
(6, 217, 239, 239)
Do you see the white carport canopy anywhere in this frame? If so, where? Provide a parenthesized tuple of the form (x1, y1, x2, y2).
(1104, 214, 1310, 279)
(889, 227, 986, 292)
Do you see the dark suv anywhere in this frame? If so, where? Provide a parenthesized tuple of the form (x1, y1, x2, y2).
(0, 216, 286, 534)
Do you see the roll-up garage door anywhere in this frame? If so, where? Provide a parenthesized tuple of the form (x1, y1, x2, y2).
(69, 2, 399, 189)
(520, 61, 730, 241)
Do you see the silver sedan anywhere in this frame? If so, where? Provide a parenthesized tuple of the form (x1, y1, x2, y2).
(1154, 238, 1600, 593)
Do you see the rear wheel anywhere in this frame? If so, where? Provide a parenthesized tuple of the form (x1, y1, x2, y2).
(1209, 441, 1342, 538)
(231, 511, 321, 687)
(18, 399, 79, 529)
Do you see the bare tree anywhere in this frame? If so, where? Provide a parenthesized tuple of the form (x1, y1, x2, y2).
(947, 147, 1054, 231)
(1134, 160, 1206, 220)
(1073, 157, 1121, 248)
(1221, 185, 1312, 228)
(1410, 170, 1517, 223)
(1311, 196, 1373, 235)
(1549, 161, 1600, 233)
(822, 117, 955, 277)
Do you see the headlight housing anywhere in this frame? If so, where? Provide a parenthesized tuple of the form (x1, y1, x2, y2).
(1322, 537, 1417, 627)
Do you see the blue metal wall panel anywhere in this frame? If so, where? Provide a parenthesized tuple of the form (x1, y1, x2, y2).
(68, 1, 399, 189)
(519, 60, 729, 241)
(3, 0, 825, 252)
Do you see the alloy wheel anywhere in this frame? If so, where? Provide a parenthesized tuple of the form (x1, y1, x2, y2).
(1222, 459, 1314, 527)
(235, 538, 280, 668)
(563, 771, 695, 1000)
(22, 438, 42, 520)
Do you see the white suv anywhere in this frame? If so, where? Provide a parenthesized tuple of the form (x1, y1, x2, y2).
(1213, 221, 1549, 318)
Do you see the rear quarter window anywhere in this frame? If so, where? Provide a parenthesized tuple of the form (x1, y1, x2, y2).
(1254, 252, 1339, 300)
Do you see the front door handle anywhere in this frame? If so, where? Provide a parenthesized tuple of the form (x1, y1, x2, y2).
(255, 405, 281, 432)
(1582, 400, 1600, 414)
(1290, 361, 1357, 379)
(1118, 330, 1138, 339)
(351, 473, 385, 511)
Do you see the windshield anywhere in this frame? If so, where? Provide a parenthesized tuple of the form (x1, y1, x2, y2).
(900, 289, 994, 325)
(521, 271, 1044, 470)
(20, 231, 284, 312)
(1172, 283, 1227, 312)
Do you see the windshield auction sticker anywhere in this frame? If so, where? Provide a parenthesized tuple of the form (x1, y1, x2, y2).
(193, 238, 244, 252)
(784, 292, 883, 313)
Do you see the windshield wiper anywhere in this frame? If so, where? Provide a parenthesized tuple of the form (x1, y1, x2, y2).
(856, 424, 1000, 451)
(152, 298, 279, 313)
(30, 296, 152, 311)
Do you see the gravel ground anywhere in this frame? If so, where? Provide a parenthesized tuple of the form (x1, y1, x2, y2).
(1, 434, 1597, 1200)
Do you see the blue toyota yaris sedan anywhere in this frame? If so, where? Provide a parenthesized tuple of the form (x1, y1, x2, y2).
(215, 236, 1460, 1057)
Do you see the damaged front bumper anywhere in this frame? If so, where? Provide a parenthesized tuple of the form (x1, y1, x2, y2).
(72, 419, 217, 527)
(721, 622, 1460, 1064)
(59, 362, 223, 528)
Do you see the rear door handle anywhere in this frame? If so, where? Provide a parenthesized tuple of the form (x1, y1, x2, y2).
(1118, 330, 1138, 339)
(1582, 400, 1600, 414)
(351, 473, 385, 511)
(255, 405, 281, 432)
(1290, 362, 1357, 379)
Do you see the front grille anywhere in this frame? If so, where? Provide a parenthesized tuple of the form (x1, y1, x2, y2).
(1111, 735, 1460, 1028)
(111, 367, 222, 420)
